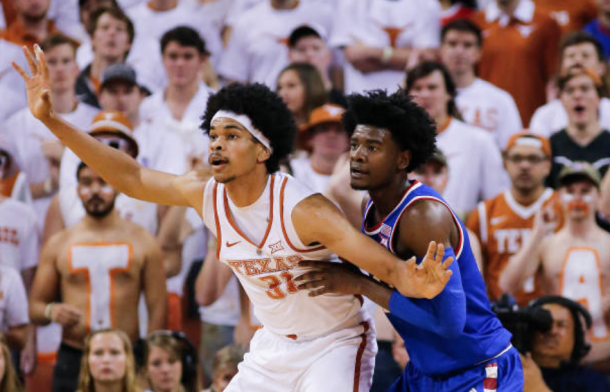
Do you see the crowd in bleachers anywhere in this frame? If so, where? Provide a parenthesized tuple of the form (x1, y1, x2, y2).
(2, 0, 610, 391)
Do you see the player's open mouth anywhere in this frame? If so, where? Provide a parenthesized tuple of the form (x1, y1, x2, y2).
(350, 167, 368, 178)
(209, 154, 229, 168)
(573, 105, 585, 115)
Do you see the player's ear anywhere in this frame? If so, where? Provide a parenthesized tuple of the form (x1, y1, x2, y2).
(257, 144, 271, 163)
(398, 150, 411, 171)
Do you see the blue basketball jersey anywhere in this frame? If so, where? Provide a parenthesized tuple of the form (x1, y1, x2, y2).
(362, 180, 512, 376)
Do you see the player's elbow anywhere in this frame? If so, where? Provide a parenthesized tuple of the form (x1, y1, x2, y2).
(437, 316, 466, 339)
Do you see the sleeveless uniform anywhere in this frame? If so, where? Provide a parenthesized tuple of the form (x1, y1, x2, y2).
(467, 188, 563, 306)
(362, 180, 523, 391)
(202, 173, 376, 392)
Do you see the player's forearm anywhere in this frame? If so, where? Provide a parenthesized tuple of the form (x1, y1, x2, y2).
(38, 113, 144, 198)
(499, 231, 545, 293)
(359, 278, 392, 310)
(147, 302, 168, 332)
(29, 301, 51, 326)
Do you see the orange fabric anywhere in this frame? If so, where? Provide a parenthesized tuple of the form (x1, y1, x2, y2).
(1, 0, 16, 28)
(0, 19, 59, 50)
(533, 0, 598, 34)
(466, 191, 564, 306)
(470, 9, 562, 125)
(25, 359, 55, 392)
(167, 292, 183, 331)
(0, 171, 19, 197)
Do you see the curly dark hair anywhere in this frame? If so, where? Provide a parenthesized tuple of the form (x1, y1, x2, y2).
(201, 83, 296, 173)
(342, 90, 437, 172)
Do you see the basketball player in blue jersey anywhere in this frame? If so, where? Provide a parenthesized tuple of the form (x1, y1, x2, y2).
(297, 90, 524, 391)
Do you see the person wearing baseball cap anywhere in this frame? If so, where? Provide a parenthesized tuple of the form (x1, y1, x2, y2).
(467, 132, 564, 307)
(290, 103, 349, 193)
(502, 159, 610, 365)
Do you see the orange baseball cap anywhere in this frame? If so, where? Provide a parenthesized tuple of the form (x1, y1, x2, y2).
(505, 132, 551, 157)
(88, 111, 139, 157)
(303, 104, 345, 132)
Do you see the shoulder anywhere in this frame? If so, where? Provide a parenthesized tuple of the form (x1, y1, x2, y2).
(453, 119, 495, 144)
(469, 10, 487, 26)
(398, 198, 455, 243)
(532, 99, 562, 119)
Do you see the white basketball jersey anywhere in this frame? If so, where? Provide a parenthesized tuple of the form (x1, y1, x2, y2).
(203, 173, 364, 339)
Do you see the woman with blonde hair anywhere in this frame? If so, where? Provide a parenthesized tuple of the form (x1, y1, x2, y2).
(76, 328, 139, 392)
(0, 339, 23, 392)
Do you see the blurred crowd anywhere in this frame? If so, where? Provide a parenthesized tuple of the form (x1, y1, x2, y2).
(1, 0, 610, 391)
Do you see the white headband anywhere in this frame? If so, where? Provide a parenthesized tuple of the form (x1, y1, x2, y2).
(211, 110, 273, 153)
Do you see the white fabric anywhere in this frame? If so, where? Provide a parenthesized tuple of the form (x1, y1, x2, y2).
(47, 0, 82, 40)
(3, 103, 98, 227)
(199, 275, 240, 326)
(76, 36, 167, 94)
(202, 172, 367, 339)
(212, 110, 273, 152)
(0, 265, 29, 331)
(0, 198, 40, 271)
(329, 0, 441, 94)
(437, 118, 508, 216)
(60, 119, 187, 192)
(290, 156, 330, 194)
(7, 172, 32, 205)
(456, 78, 523, 150)
(218, 1, 333, 86)
(0, 39, 28, 121)
(529, 98, 610, 138)
(225, 324, 376, 392)
(485, 0, 535, 25)
(225, 0, 265, 27)
(126, 2, 223, 67)
(140, 82, 213, 162)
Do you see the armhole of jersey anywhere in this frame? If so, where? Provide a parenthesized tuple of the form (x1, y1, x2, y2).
(279, 176, 326, 253)
(477, 202, 488, 245)
(393, 196, 465, 259)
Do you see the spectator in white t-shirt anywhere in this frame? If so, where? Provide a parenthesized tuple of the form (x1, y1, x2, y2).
(290, 104, 349, 193)
(0, 135, 31, 204)
(3, 34, 98, 228)
(140, 26, 213, 169)
(530, 32, 610, 138)
(329, 0, 441, 94)
(440, 19, 522, 150)
(406, 61, 507, 217)
(0, 264, 29, 350)
(218, 0, 333, 87)
(0, 39, 28, 122)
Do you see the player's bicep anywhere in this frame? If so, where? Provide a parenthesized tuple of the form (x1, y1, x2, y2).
(399, 202, 454, 257)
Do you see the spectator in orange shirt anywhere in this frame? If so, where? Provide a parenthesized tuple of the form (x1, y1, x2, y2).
(0, 0, 60, 50)
(466, 133, 563, 306)
(471, 0, 562, 125)
(534, 0, 597, 35)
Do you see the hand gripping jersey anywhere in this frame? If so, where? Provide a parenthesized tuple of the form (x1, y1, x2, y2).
(204, 173, 365, 340)
(362, 180, 512, 375)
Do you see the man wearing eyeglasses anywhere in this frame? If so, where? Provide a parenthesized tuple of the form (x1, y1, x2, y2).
(466, 133, 564, 306)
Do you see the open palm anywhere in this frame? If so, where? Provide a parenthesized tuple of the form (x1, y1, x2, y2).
(12, 45, 53, 120)
(395, 241, 453, 299)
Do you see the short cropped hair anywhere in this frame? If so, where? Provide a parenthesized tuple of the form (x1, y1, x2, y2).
(161, 26, 207, 55)
(342, 90, 437, 172)
(201, 83, 296, 173)
(40, 33, 79, 55)
(441, 19, 483, 47)
(91, 6, 135, 44)
(406, 61, 462, 119)
(561, 31, 605, 63)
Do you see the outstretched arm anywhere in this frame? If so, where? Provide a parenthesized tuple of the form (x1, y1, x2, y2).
(292, 194, 453, 299)
(13, 45, 199, 208)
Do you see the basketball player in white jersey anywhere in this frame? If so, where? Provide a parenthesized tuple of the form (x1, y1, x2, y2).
(14, 46, 452, 392)
(28, 163, 167, 392)
(501, 162, 610, 364)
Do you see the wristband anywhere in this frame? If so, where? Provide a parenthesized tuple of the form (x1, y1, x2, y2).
(45, 303, 55, 320)
(43, 178, 53, 195)
(381, 46, 394, 64)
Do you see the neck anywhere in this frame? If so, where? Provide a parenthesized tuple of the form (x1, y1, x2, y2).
(434, 112, 450, 133)
(17, 13, 47, 36)
(601, 11, 610, 27)
(148, 0, 178, 11)
(566, 121, 602, 146)
(498, 0, 520, 16)
(271, 0, 299, 10)
(439, 0, 452, 9)
(129, 112, 141, 128)
(93, 381, 123, 392)
(82, 209, 121, 229)
(310, 153, 339, 176)
(166, 82, 199, 105)
(90, 57, 114, 80)
(451, 70, 476, 89)
(532, 353, 562, 369)
(51, 90, 78, 114)
(225, 167, 270, 207)
(510, 185, 545, 206)
(566, 215, 596, 237)
(368, 173, 409, 218)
